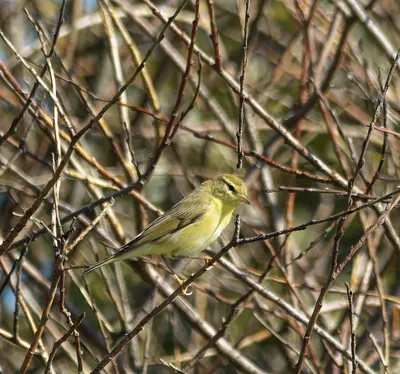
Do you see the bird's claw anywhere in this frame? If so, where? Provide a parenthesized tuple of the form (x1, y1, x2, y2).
(203, 256, 214, 270)
(173, 274, 192, 296)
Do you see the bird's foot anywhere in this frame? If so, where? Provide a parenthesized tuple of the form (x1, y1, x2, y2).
(173, 274, 192, 296)
(203, 255, 214, 270)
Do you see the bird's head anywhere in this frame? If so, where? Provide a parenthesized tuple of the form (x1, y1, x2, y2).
(206, 174, 250, 206)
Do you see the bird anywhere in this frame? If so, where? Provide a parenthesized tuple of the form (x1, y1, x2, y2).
(82, 174, 249, 276)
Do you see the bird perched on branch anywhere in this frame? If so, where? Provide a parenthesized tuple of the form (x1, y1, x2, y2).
(82, 174, 249, 276)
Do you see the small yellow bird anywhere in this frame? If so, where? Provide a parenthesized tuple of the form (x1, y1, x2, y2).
(82, 174, 249, 276)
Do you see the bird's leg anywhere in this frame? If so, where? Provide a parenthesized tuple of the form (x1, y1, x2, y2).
(161, 256, 192, 295)
(193, 255, 214, 270)
(181, 255, 215, 270)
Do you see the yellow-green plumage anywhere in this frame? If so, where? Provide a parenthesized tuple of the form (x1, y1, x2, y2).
(82, 174, 249, 275)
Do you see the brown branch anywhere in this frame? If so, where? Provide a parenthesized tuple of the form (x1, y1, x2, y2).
(212, 253, 375, 374)
(346, 283, 357, 374)
(18, 259, 62, 373)
(206, 0, 222, 70)
(44, 313, 86, 374)
(0, 0, 69, 148)
(0, 0, 187, 257)
(139, 0, 199, 184)
(237, 0, 250, 169)
(91, 220, 242, 373)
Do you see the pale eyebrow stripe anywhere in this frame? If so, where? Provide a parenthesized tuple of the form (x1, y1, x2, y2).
(221, 177, 236, 191)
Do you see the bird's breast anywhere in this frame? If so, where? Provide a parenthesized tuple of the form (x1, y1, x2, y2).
(170, 197, 234, 257)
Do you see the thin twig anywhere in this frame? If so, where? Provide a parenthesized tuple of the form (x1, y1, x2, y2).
(237, 0, 250, 169)
(0, 0, 69, 148)
(91, 223, 242, 373)
(206, 0, 222, 70)
(44, 313, 86, 374)
(0, 0, 188, 257)
(346, 283, 357, 374)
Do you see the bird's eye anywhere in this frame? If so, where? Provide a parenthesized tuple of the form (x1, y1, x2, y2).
(227, 184, 235, 192)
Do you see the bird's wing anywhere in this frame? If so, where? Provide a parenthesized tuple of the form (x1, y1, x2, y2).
(82, 192, 213, 275)
(120, 193, 211, 251)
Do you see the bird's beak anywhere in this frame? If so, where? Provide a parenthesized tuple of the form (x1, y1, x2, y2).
(237, 194, 251, 205)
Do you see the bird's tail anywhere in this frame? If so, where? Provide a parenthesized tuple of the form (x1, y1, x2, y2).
(82, 251, 121, 276)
